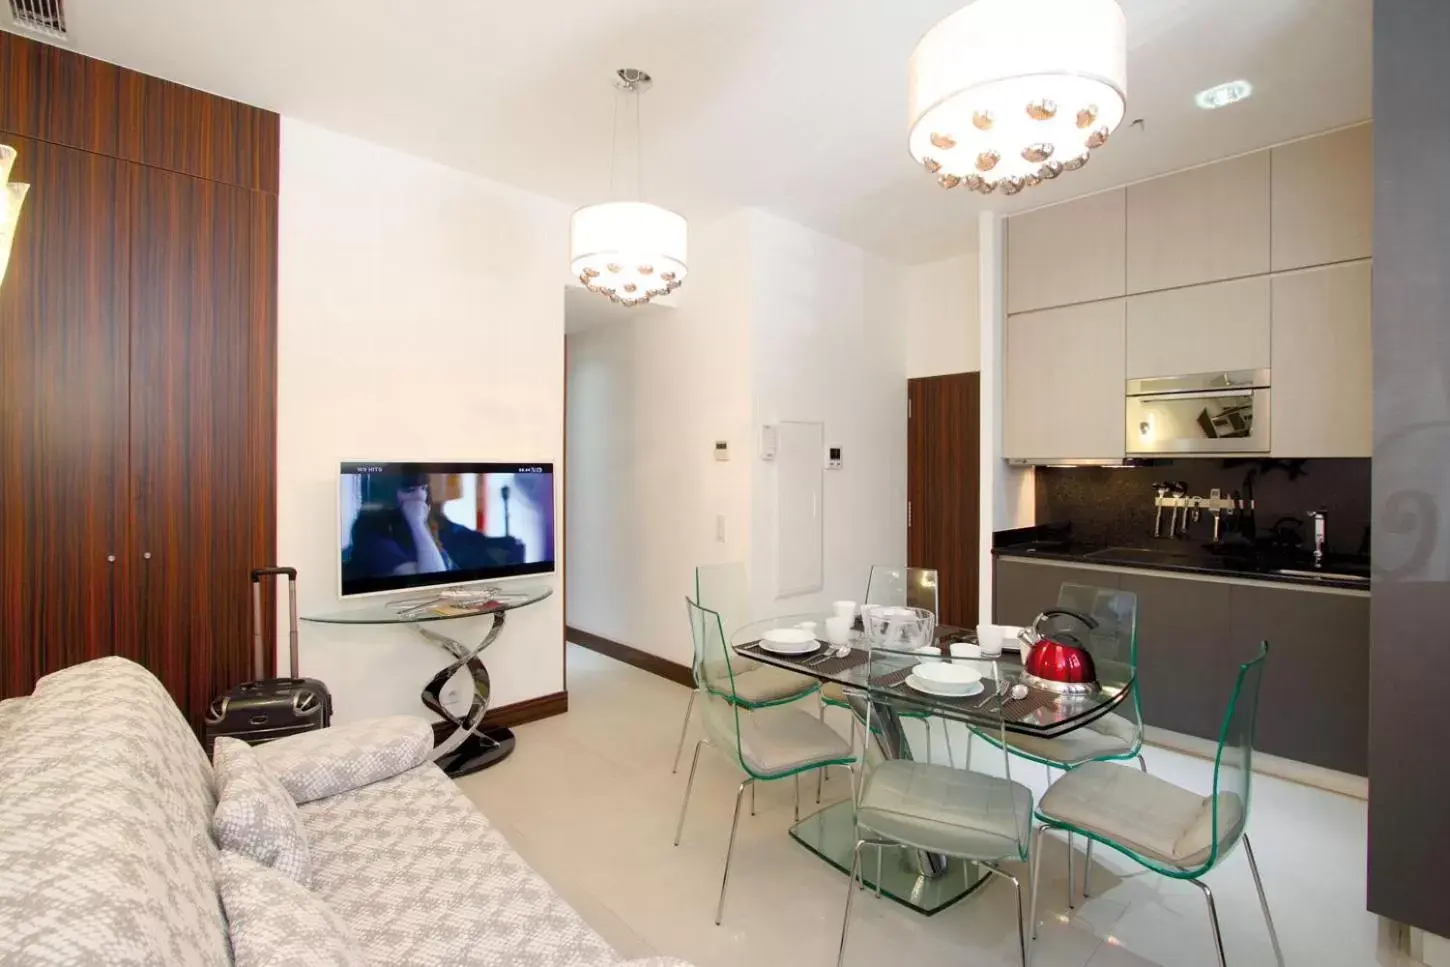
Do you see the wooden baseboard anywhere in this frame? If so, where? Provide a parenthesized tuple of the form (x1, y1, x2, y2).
(431, 690, 569, 745)
(566, 626, 693, 688)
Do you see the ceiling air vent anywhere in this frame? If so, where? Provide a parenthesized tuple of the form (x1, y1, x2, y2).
(10, 0, 67, 40)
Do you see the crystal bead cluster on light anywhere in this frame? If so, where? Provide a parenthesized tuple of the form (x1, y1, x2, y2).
(570, 201, 687, 307)
(908, 0, 1127, 196)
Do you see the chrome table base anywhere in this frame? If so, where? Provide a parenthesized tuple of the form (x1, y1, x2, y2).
(415, 611, 513, 777)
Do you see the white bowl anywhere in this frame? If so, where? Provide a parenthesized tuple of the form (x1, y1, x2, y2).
(759, 627, 818, 654)
(910, 661, 982, 694)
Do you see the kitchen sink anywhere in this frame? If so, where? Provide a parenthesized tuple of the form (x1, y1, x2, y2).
(1269, 568, 1370, 585)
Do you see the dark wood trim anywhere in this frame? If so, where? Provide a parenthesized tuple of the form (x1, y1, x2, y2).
(431, 690, 569, 745)
(566, 626, 693, 687)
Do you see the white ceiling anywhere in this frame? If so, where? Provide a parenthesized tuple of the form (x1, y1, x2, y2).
(29, 0, 1371, 264)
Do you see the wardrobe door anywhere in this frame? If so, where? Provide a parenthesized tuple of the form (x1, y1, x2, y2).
(0, 135, 130, 698)
(127, 163, 276, 728)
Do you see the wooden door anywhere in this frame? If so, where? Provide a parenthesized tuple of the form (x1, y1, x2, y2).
(907, 373, 980, 629)
(0, 135, 131, 698)
(126, 163, 276, 728)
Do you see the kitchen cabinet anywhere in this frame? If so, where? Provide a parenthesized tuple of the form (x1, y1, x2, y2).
(1271, 123, 1372, 272)
(993, 559, 1119, 627)
(1125, 276, 1271, 378)
(1126, 151, 1271, 294)
(1116, 572, 1237, 743)
(1270, 260, 1373, 457)
(1006, 189, 1126, 314)
(1229, 583, 1369, 775)
(993, 559, 1370, 775)
(1004, 299, 1125, 460)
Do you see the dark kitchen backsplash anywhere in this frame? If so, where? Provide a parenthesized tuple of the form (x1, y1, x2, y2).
(1034, 458, 1372, 557)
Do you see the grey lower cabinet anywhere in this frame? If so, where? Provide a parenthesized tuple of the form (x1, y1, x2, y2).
(1229, 584, 1369, 775)
(994, 558, 1369, 775)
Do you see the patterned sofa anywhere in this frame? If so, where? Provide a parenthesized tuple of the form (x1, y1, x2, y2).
(0, 657, 689, 967)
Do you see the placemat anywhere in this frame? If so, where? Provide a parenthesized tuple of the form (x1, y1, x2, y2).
(868, 666, 1066, 723)
(737, 642, 872, 678)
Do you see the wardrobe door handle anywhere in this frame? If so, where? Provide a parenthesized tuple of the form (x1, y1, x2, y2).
(106, 554, 116, 563)
(143, 552, 152, 560)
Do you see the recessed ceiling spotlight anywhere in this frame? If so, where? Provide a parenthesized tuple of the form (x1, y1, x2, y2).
(1195, 80, 1253, 110)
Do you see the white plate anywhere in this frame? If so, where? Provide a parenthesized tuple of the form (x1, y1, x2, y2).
(758, 628, 820, 655)
(906, 674, 985, 699)
(911, 661, 983, 690)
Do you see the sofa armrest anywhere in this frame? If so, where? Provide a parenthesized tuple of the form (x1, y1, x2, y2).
(252, 715, 434, 804)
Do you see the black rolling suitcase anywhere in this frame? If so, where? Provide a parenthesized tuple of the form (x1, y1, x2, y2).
(204, 567, 333, 756)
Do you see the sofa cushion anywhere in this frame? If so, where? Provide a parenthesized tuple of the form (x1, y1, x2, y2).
(218, 851, 364, 967)
(299, 762, 620, 966)
(0, 657, 230, 966)
(253, 715, 434, 804)
(213, 737, 313, 886)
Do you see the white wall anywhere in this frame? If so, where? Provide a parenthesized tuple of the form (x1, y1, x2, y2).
(905, 252, 981, 378)
(565, 213, 754, 667)
(277, 118, 567, 722)
(747, 210, 908, 618)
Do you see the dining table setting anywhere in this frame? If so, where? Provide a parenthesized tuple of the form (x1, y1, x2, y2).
(727, 600, 1136, 915)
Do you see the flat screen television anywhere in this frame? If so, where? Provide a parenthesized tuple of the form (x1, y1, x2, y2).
(339, 461, 555, 598)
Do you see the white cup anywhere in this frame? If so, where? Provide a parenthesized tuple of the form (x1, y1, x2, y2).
(976, 623, 1006, 658)
(832, 600, 856, 622)
(825, 615, 851, 645)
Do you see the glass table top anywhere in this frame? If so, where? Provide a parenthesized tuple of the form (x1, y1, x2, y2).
(730, 613, 1132, 738)
(304, 584, 553, 624)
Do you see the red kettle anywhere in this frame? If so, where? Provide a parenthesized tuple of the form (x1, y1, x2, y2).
(1019, 608, 1100, 695)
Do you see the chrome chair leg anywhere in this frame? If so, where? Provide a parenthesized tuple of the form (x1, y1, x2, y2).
(716, 778, 753, 925)
(794, 773, 801, 822)
(1083, 840, 1093, 897)
(923, 719, 933, 764)
(1191, 878, 1228, 967)
(1028, 824, 1047, 943)
(817, 766, 824, 804)
(1244, 835, 1285, 965)
(674, 740, 705, 845)
(671, 690, 697, 773)
(982, 864, 1028, 967)
(1065, 828, 1075, 911)
(875, 845, 884, 898)
(837, 840, 866, 967)
(944, 722, 956, 768)
(750, 781, 755, 816)
(1137, 753, 1148, 773)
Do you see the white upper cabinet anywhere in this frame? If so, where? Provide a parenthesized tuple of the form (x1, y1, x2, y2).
(1125, 276, 1271, 378)
(1006, 189, 1126, 314)
(1270, 260, 1373, 457)
(1271, 124, 1373, 272)
(1126, 151, 1271, 294)
(1004, 299, 1126, 460)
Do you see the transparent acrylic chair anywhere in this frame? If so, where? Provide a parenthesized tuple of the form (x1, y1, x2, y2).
(672, 563, 819, 773)
(837, 637, 1035, 966)
(972, 584, 1144, 899)
(674, 600, 856, 924)
(1028, 643, 1281, 967)
(821, 566, 949, 768)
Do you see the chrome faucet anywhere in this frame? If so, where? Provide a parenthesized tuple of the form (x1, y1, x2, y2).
(1308, 508, 1328, 569)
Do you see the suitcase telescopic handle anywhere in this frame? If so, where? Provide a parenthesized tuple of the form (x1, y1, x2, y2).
(251, 566, 300, 680)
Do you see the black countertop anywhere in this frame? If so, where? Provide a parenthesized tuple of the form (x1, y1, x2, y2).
(993, 524, 1371, 592)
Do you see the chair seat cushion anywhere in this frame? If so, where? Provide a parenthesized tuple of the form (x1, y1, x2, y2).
(729, 666, 818, 706)
(857, 760, 1033, 861)
(702, 699, 851, 776)
(1037, 760, 1243, 871)
(999, 713, 1139, 767)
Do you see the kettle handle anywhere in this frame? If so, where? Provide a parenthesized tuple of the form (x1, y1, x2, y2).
(1035, 608, 1099, 630)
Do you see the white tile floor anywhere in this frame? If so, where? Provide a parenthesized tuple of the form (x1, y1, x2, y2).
(455, 645, 1410, 967)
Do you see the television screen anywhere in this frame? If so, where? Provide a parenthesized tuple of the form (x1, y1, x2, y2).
(339, 461, 555, 597)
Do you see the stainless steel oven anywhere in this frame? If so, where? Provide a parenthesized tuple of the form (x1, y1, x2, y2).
(1125, 369, 1271, 455)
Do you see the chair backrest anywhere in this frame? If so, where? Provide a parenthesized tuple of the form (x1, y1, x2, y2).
(1056, 583, 1143, 732)
(858, 634, 1028, 862)
(864, 566, 939, 617)
(685, 597, 751, 771)
(696, 562, 748, 637)
(1207, 641, 1270, 866)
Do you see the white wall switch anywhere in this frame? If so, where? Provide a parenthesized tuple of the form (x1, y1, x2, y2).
(714, 440, 730, 461)
(759, 424, 778, 461)
(826, 444, 843, 470)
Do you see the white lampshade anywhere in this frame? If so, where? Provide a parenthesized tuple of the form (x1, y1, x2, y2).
(908, 0, 1127, 195)
(0, 145, 29, 288)
(570, 201, 688, 306)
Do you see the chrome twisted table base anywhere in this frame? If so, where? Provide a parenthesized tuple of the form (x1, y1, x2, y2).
(415, 611, 514, 777)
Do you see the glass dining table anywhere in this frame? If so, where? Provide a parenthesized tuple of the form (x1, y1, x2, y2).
(730, 614, 1133, 916)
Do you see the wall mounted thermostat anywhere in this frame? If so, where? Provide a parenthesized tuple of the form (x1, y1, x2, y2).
(826, 445, 843, 470)
(759, 424, 778, 461)
(714, 440, 730, 461)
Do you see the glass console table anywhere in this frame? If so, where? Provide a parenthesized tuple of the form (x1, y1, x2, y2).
(305, 584, 553, 778)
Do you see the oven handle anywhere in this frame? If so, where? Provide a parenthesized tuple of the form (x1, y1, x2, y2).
(1133, 390, 1256, 404)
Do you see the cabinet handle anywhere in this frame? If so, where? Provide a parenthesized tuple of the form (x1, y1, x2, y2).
(106, 554, 115, 563)
(143, 552, 152, 560)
